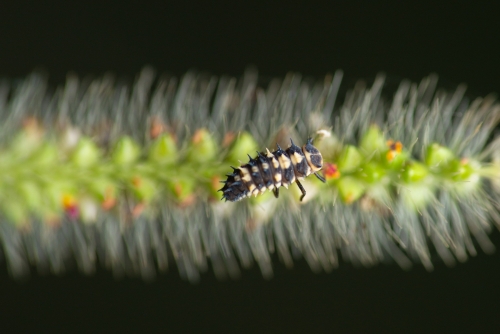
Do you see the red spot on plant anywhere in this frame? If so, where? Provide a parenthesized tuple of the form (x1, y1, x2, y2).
(324, 162, 340, 180)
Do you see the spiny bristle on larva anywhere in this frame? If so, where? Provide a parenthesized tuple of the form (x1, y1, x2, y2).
(221, 139, 324, 203)
(287, 139, 311, 179)
(1, 67, 500, 283)
(256, 151, 275, 190)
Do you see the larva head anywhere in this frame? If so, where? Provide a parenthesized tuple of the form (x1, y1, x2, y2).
(302, 138, 323, 172)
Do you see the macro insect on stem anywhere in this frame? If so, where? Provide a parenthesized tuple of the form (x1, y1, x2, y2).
(219, 138, 326, 202)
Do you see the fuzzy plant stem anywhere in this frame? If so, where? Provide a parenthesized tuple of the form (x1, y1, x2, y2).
(0, 67, 499, 282)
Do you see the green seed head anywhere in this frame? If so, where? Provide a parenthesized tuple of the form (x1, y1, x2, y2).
(112, 136, 141, 165)
(148, 133, 178, 164)
(337, 145, 363, 173)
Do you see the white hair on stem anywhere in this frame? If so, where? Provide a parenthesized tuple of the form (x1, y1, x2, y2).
(0, 67, 499, 283)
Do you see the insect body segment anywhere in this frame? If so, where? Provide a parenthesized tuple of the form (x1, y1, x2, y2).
(219, 138, 325, 202)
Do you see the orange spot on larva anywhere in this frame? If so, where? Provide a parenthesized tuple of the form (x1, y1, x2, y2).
(324, 162, 341, 180)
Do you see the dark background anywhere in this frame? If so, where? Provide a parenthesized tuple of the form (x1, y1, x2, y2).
(1, 1, 500, 333)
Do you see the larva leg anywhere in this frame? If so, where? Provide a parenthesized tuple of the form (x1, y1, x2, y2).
(273, 188, 279, 199)
(296, 180, 306, 201)
(314, 172, 326, 183)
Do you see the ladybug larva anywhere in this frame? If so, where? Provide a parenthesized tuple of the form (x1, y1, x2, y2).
(219, 138, 326, 202)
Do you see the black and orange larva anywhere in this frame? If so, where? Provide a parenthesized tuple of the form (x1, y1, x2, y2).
(219, 138, 326, 202)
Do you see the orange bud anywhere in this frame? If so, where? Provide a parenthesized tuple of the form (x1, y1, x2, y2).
(386, 140, 403, 162)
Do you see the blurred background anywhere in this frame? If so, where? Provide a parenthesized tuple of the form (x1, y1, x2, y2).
(1, 1, 500, 332)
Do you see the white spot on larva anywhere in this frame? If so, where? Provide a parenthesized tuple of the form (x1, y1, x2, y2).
(272, 157, 280, 169)
(234, 175, 241, 181)
(248, 183, 256, 192)
(291, 152, 304, 165)
(266, 148, 273, 158)
(278, 155, 291, 169)
(261, 163, 269, 170)
(252, 166, 259, 174)
(240, 167, 253, 182)
(274, 172, 282, 182)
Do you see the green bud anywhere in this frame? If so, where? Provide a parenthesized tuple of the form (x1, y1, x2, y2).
(358, 162, 385, 183)
(451, 159, 475, 181)
(337, 145, 363, 173)
(131, 176, 157, 202)
(186, 129, 217, 163)
(425, 143, 456, 172)
(112, 137, 141, 165)
(402, 161, 429, 183)
(167, 177, 196, 202)
(360, 125, 386, 156)
(88, 178, 117, 202)
(10, 129, 43, 159)
(17, 180, 42, 210)
(451, 159, 481, 193)
(70, 138, 100, 167)
(30, 143, 58, 166)
(225, 132, 259, 165)
(148, 133, 178, 164)
(336, 176, 366, 204)
(386, 151, 409, 170)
